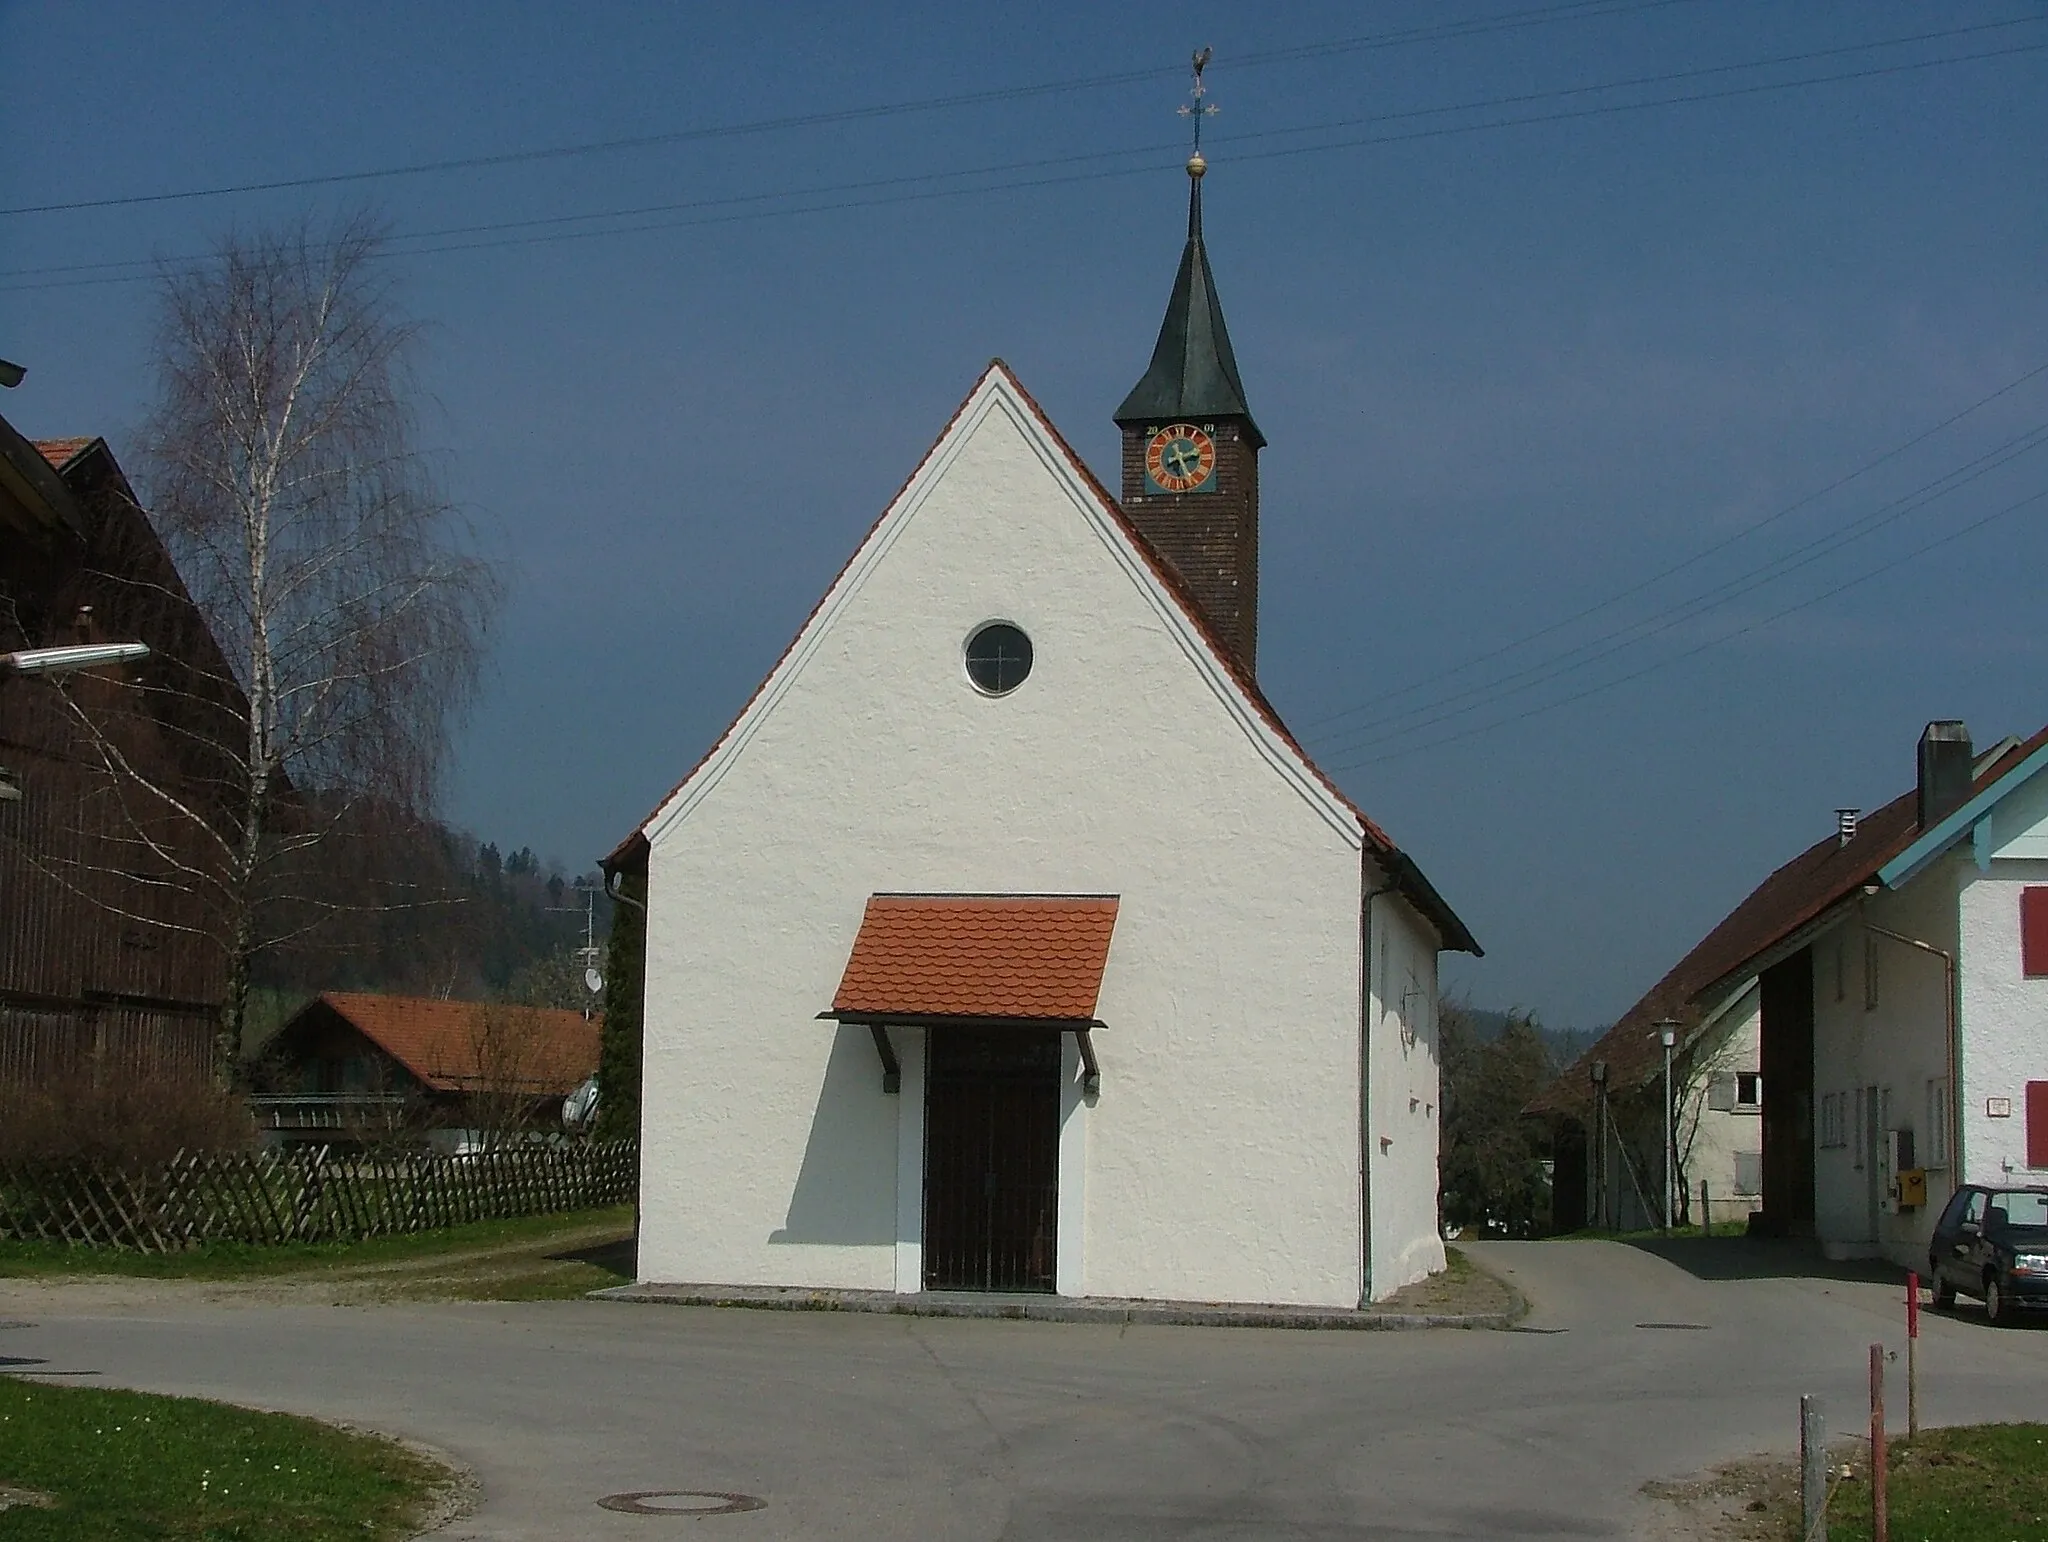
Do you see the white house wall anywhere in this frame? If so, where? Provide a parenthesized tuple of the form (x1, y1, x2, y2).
(1960, 794, 2048, 1182)
(1367, 888, 1447, 1295)
(1688, 989, 1764, 1225)
(638, 376, 1387, 1307)
(1810, 867, 1961, 1267)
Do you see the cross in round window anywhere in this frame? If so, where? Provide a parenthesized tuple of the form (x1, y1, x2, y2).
(965, 622, 1032, 695)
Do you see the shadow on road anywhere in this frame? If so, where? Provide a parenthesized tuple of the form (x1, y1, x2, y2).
(1625, 1236, 1905, 1285)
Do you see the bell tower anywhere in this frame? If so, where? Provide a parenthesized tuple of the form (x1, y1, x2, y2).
(1114, 49, 1265, 676)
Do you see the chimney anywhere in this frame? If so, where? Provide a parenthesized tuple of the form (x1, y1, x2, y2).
(1916, 721, 1973, 830)
(1835, 808, 1860, 847)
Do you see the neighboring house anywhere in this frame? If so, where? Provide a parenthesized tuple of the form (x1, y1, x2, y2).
(1542, 719, 2048, 1268)
(1532, 962, 1765, 1232)
(604, 158, 1479, 1308)
(0, 419, 242, 1085)
(253, 991, 600, 1148)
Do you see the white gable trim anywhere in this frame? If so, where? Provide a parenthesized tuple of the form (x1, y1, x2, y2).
(644, 366, 1363, 850)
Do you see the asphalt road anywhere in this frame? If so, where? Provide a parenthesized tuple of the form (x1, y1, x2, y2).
(7, 1240, 2047, 1539)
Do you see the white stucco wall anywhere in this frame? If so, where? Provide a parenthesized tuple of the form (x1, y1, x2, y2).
(1959, 823, 2048, 1185)
(1366, 890, 1448, 1295)
(636, 371, 1438, 1308)
(1802, 766, 2048, 1268)
(1810, 866, 1961, 1267)
(1679, 988, 1764, 1226)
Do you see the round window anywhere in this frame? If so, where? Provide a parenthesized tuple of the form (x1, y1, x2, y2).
(964, 622, 1032, 695)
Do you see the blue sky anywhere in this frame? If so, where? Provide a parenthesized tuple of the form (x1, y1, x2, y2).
(6, 1, 2046, 1030)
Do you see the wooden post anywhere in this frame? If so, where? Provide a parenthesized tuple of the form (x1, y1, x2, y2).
(1905, 1272, 1919, 1438)
(1870, 1342, 1888, 1542)
(1701, 1179, 1711, 1234)
(1801, 1395, 1827, 1542)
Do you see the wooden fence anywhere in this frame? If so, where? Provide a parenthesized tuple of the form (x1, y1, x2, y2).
(0, 1138, 637, 1251)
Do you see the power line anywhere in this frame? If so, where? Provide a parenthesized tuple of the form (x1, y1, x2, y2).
(1312, 418, 2048, 753)
(0, 0, 1703, 218)
(1332, 481, 2048, 770)
(1300, 357, 2048, 736)
(7, 28, 2040, 296)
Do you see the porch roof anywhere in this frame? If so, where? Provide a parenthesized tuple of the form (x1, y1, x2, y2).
(824, 894, 1119, 1024)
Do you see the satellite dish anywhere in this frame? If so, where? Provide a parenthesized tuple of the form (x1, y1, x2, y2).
(585, 967, 604, 994)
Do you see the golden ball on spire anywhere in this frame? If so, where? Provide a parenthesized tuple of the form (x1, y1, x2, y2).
(1186, 150, 1207, 178)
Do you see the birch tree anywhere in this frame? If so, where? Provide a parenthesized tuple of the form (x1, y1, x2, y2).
(130, 213, 498, 1078)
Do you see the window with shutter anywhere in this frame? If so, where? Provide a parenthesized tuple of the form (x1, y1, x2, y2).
(2028, 1081, 2048, 1169)
(2023, 888, 2048, 978)
(1708, 1071, 1736, 1112)
(1733, 1151, 1763, 1195)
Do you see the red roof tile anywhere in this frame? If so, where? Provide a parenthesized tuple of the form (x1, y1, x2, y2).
(830, 894, 1119, 1022)
(1529, 723, 2048, 1118)
(312, 992, 600, 1096)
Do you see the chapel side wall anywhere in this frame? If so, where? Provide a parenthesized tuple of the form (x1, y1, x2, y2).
(1958, 852, 2048, 1187)
(635, 390, 1370, 1306)
(1366, 892, 1446, 1298)
(1809, 866, 1960, 1267)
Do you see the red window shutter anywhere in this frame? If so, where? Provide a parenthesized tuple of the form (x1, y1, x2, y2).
(2030, 1082, 2048, 1170)
(2024, 888, 2048, 978)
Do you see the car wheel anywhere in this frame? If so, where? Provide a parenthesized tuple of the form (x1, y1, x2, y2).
(1985, 1273, 2011, 1327)
(1931, 1267, 1956, 1309)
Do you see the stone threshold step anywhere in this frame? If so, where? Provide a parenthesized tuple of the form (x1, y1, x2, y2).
(589, 1282, 1515, 1331)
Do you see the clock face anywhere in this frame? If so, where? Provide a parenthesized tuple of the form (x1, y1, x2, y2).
(1145, 423, 1218, 494)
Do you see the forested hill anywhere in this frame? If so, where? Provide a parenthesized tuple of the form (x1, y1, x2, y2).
(1458, 1005, 1598, 1075)
(245, 829, 615, 1046)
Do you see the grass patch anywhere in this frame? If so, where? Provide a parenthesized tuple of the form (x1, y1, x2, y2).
(1824, 1424, 2048, 1542)
(1553, 1221, 1750, 1241)
(0, 1205, 633, 1282)
(0, 1378, 451, 1540)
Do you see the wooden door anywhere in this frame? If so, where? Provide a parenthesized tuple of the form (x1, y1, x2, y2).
(923, 1030, 1060, 1292)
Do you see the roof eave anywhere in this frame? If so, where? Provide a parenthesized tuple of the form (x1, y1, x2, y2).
(1377, 845, 1482, 956)
(1877, 737, 2048, 890)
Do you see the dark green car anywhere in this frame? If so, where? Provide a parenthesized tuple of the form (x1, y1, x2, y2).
(1929, 1185, 2048, 1326)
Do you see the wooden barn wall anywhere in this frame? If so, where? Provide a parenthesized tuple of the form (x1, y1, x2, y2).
(2, 444, 237, 1087)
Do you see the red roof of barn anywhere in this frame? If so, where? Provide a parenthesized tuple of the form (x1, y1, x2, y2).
(306, 992, 600, 1096)
(829, 894, 1119, 1023)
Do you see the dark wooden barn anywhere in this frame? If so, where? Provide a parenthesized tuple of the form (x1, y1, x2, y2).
(0, 417, 244, 1086)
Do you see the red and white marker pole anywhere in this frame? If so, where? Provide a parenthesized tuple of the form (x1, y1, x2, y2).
(1905, 1271, 1920, 1438)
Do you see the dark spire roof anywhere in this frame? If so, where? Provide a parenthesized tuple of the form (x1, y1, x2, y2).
(1114, 169, 1264, 448)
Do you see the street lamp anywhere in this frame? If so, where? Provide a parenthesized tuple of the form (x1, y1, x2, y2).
(1654, 1019, 1680, 1233)
(0, 641, 151, 801)
(0, 641, 151, 676)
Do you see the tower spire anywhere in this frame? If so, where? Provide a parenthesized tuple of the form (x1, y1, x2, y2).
(1114, 48, 1265, 675)
(1180, 46, 1216, 238)
(1114, 46, 1261, 444)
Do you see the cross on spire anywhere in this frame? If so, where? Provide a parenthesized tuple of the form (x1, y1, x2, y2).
(1177, 46, 1217, 175)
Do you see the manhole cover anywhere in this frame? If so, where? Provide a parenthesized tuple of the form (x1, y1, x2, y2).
(597, 1491, 766, 1516)
(0, 1323, 35, 1332)
(1635, 1322, 1711, 1331)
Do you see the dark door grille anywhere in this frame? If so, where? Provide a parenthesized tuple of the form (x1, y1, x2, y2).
(923, 1029, 1060, 1292)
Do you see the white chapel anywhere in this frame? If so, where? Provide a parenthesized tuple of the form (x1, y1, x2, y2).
(605, 144, 1479, 1308)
